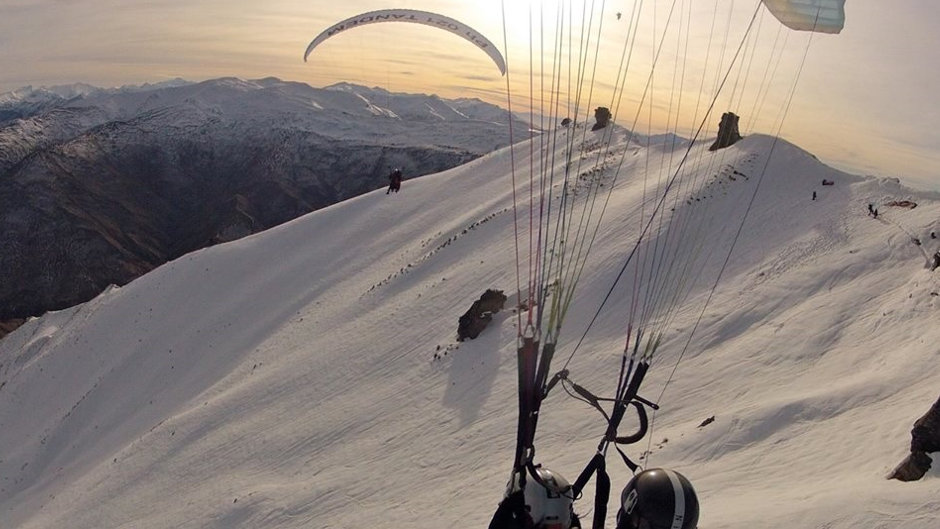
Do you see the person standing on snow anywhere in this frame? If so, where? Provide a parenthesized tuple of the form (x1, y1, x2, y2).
(387, 168, 403, 194)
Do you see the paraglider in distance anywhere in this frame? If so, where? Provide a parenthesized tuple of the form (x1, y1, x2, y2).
(303, 9, 507, 76)
(761, 0, 846, 34)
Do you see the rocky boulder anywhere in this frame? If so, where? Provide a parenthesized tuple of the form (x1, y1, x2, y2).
(709, 112, 743, 151)
(889, 393, 940, 481)
(457, 289, 508, 341)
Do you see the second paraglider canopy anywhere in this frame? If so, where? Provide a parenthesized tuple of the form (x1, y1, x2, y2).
(761, 0, 846, 34)
(304, 9, 507, 76)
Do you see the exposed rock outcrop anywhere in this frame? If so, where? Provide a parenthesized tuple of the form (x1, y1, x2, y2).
(591, 107, 612, 131)
(889, 394, 940, 481)
(709, 112, 743, 151)
(457, 289, 508, 341)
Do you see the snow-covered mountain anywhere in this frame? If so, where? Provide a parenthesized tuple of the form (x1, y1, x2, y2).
(0, 77, 532, 336)
(0, 79, 193, 120)
(1, 121, 938, 528)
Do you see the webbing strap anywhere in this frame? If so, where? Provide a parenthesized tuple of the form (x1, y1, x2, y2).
(606, 362, 649, 442)
(513, 337, 540, 471)
(614, 402, 648, 445)
(614, 444, 640, 473)
(572, 453, 604, 496)
(566, 361, 653, 529)
(592, 458, 611, 529)
(515, 339, 563, 473)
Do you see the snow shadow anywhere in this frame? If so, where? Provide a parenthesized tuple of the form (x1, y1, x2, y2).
(441, 313, 508, 426)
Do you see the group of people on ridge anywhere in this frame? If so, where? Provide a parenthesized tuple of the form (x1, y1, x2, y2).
(386, 167, 403, 194)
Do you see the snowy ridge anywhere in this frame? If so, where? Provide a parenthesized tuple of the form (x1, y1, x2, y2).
(0, 79, 193, 106)
(0, 78, 517, 133)
(0, 77, 533, 332)
(354, 92, 399, 118)
(0, 129, 939, 528)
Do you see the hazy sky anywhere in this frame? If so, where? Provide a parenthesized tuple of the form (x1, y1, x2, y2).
(1, 1, 938, 190)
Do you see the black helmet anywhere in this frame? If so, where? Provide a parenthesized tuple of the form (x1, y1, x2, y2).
(524, 466, 575, 529)
(615, 468, 699, 529)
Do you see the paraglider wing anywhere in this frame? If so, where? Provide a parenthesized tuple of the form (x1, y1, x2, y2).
(304, 9, 507, 76)
(761, 0, 846, 34)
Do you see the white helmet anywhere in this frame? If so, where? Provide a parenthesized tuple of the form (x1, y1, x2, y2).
(524, 466, 575, 529)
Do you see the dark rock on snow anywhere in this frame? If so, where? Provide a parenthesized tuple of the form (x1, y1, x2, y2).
(591, 107, 612, 131)
(709, 112, 743, 151)
(889, 393, 940, 481)
(457, 289, 508, 341)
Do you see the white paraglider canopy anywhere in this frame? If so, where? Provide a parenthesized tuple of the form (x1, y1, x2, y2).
(304, 9, 507, 76)
(762, 0, 846, 34)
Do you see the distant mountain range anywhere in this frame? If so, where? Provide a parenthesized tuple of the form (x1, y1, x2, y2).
(0, 77, 532, 335)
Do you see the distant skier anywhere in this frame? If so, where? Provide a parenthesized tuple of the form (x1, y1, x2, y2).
(873, 208, 879, 219)
(812, 191, 817, 201)
(867, 203, 874, 216)
(386, 168, 403, 194)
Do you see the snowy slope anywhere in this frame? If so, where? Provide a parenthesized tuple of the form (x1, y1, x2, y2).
(0, 77, 534, 336)
(1, 128, 939, 529)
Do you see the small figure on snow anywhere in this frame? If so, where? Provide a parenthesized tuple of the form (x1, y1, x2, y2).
(812, 191, 817, 201)
(867, 203, 874, 216)
(931, 251, 940, 272)
(386, 168, 403, 194)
